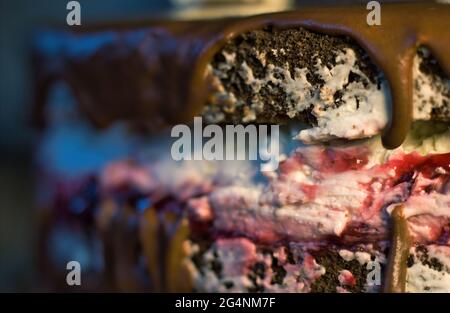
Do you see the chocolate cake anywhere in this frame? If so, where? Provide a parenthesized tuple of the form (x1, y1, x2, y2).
(33, 3, 450, 293)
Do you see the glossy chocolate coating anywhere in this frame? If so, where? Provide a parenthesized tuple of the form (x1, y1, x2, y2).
(34, 3, 450, 148)
(384, 205, 412, 293)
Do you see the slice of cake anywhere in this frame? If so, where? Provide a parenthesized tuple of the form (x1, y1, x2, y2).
(33, 2, 450, 292)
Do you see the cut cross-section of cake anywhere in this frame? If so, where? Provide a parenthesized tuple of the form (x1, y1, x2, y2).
(33, 2, 450, 292)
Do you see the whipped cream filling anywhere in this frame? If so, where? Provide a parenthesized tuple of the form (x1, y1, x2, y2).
(207, 145, 449, 244)
(407, 245, 450, 292)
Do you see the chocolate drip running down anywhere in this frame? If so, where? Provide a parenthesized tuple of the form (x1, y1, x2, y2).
(384, 205, 412, 293)
(34, 3, 450, 149)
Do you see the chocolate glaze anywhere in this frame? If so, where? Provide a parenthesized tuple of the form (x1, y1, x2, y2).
(384, 205, 411, 293)
(34, 3, 450, 148)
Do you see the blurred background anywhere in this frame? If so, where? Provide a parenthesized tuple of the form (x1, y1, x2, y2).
(0, 0, 422, 292)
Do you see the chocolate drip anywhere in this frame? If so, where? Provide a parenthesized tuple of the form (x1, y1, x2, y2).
(384, 205, 411, 293)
